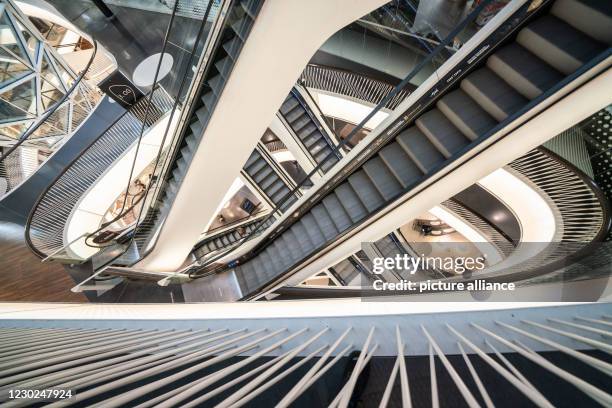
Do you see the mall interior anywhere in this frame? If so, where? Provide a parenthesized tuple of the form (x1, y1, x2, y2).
(0, 0, 611, 406)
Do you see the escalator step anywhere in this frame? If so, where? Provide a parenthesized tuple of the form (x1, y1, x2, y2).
(167, 180, 179, 196)
(308, 137, 330, 156)
(322, 193, 352, 233)
(251, 256, 266, 281)
(245, 157, 267, 177)
(396, 127, 445, 173)
(215, 56, 233, 79)
(176, 156, 189, 176)
(334, 182, 368, 223)
(244, 150, 261, 169)
(207, 75, 225, 96)
(279, 194, 297, 212)
(241, 0, 259, 19)
(291, 115, 312, 133)
(302, 127, 322, 147)
(266, 178, 286, 199)
(159, 200, 171, 216)
(487, 43, 564, 100)
(270, 186, 295, 211)
(272, 240, 292, 269)
(252, 164, 275, 184)
(263, 246, 282, 274)
(201, 91, 216, 109)
(284, 106, 306, 123)
(194, 106, 210, 124)
(240, 262, 257, 292)
(280, 96, 300, 115)
(222, 37, 242, 60)
(416, 109, 470, 159)
(234, 266, 247, 292)
(232, 17, 253, 41)
(517, 14, 605, 75)
(310, 204, 339, 240)
(378, 142, 423, 188)
(185, 132, 199, 151)
(314, 147, 336, 164)
(300, 214, 326, 249)
(180, 144, 194, 163)
(551, 0, 612, 44)
(362, 155, 403, 201)
(290, 222, 315, 254)
(320, 155, 339, 172)
(256, 169, 278, 190)
(280, 231, 302, 262)
(189, 121, 203, 137)
(461, 67, 528, 122)
(437, 89, 498, 140)
(347, 170, 384, 213)
(258, 249, 274, 275)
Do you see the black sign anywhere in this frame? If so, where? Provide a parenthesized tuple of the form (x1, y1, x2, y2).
(99, 70, 145, 109)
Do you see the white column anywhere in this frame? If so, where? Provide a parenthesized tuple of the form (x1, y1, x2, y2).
(138, 0, 388, 271)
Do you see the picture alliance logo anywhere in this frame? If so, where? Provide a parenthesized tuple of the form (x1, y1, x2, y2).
(108, 84, 137, 106)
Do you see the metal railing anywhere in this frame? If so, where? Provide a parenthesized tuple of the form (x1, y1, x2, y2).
(299, 64, 411, 110)
(441, 199, 516, 258)
(0, 303, 610, 407)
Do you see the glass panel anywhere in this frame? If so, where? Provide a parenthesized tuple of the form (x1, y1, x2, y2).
(0, 11, 30, 65)
(32, 102, 69, 138)
(14, 20, 39, 61)
(0, 120, 32, 140)
(0, 77, 36, 121)
(47, 51, 74, 88)
(0, 47, 31, 87)
(40, 76, 65, 111)
(40, 51, 66, 91)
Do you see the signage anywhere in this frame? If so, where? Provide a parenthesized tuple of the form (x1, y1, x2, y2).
(99, 70, 145, 109)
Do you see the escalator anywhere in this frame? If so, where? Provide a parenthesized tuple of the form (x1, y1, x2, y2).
(223, 0, 612, 298)
(194, 217, 275, 258)
(155, 0, 262, 219)
(242, 148, 297, 211)
(278, 90, 341, 173)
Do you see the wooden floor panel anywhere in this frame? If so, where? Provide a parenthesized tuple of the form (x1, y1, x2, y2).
(0, 222, 87, 302)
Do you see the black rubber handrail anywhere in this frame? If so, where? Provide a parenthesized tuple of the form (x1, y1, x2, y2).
(188, 0, 499, 277)
(0, 41, 98, 163)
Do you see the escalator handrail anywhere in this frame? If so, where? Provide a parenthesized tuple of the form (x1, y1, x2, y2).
(0, 41, 99, 163)
(188, 0, 499, 277)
